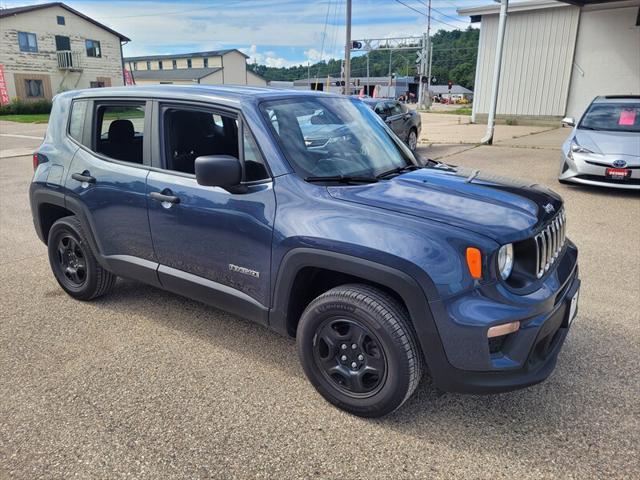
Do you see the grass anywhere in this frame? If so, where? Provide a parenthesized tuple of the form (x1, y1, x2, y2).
(0, 113, 50, 123)
(429, 107, 473, 116)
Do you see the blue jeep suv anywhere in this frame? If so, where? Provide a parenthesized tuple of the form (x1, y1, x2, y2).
(30, 86, 580, 417)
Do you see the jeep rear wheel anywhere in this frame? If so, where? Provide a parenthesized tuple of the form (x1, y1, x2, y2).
(297, 284, 422, 417)
(48, 216, 116, 300)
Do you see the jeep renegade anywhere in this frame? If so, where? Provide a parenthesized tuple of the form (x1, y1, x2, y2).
(30, 86, 580, 417)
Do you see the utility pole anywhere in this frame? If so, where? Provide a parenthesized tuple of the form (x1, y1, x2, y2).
(417, 33, 427, 109)
(344, 0, 352, 95)
(388, 49, 393, 94)
(424, 0, 432, 109)
(427, 43, 433, 98)
(366, 52, 370, 96)
(482, 0, 509, 145)
(307, 61, 310, 90)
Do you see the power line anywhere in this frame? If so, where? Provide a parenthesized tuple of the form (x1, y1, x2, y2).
(393, 0, 465, 29)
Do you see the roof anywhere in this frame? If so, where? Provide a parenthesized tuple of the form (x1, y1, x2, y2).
(59, 85, 343, 106)
(457, 0, 621, 17)
(429, 85, 474, 95)
(593, 95, 640, 104)
(124, 49, 247, 62)
(130, 67, 222, 82)
(0, 2, 130, 41)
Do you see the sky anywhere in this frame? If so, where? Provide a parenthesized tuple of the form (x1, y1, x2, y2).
(1, 0, 487, 67)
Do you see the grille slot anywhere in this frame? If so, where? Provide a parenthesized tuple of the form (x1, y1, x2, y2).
(534, 209, 566, 278)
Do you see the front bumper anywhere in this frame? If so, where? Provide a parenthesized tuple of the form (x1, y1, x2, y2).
(433, 273, 579, 394)
(424, 242, 580, 394)
(559, 151, 640, 190)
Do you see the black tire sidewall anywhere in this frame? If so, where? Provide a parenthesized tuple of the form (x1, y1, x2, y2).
(298, 294, 414, 417)
(47, 218, 100, 300)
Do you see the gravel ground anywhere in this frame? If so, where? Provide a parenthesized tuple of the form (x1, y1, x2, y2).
(1, 124, 639, 479)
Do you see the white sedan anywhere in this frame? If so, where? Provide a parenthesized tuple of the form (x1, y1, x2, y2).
(559, 96, 639, 190)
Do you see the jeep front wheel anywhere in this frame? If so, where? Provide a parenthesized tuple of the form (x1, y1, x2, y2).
(297, 284, 422, 417)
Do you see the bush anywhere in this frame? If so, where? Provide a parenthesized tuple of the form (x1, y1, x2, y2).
(0, 98, 52, 115)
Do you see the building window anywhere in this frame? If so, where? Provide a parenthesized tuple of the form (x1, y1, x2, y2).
(159, 61, 163, 70)
(85, 39, 101, 58)
(133, 62, 138, 71)
(146, 61, 151, 70)
(25, 79, 44, 98)
(18, 32, 38, 53)
(55, 35, 70, 51)
(172, 59, 177, 69)
(187, 59, 192, 69)
(90, 81, 105, 88)
(203, 58, 208, 68)
(57, 16, 65, 25)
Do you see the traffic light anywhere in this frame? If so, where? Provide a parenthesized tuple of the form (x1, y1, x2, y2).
(448, 80, 453, 91)
(352, 41, 362, 49)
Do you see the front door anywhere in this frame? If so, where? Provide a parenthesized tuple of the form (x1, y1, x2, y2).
(146, 104, 275, 313)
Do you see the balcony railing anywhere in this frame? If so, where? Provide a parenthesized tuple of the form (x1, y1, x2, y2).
(57, 51, 82, 71)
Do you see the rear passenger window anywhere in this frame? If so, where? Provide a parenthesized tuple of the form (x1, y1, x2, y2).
(162, 107, 269, 182)
(95, 103, 145, 164)
(68, 100, 88, 143)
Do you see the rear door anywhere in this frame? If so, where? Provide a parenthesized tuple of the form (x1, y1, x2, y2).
(65, 98, 157, 284)
(385, 101, 409, 140)
(146, 102, 275, 317)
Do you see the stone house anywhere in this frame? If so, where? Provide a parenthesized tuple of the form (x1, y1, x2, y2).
(0, 2, 129, 102)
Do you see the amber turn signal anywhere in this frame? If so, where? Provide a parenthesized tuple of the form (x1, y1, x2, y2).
(487, 321, 520, 338)
(466, 247, 482, 279)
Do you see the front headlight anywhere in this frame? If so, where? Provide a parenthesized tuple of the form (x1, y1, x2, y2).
(498, 243, 514, 280)
(570, 138, 594, 154)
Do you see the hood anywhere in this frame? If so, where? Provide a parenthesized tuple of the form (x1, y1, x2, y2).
(574, 130, 640, 156)
(327, 165, 563, 244)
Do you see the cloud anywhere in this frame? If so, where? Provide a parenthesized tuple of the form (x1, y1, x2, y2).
(241, 45, 296, 68)
(2, 0, 470, 64)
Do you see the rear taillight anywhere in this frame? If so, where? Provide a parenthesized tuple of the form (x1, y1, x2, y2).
(33, 152, 48, 171)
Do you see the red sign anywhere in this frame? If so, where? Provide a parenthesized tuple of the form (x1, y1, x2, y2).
(0, 64, 10, 105)
(606, 168, 631, 180)
(123, 68, 134, 86)
(619, 108, 636, 126)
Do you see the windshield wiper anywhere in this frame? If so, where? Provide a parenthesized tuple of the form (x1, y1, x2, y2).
(305, 175, 379, 184)
(376, 164, 421, 179)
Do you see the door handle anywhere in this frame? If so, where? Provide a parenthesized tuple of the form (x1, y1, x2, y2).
(71, 172, 96, 183)
(149, 191, 180, 205)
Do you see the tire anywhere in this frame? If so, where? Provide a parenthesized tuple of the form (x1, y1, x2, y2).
(297, 284, 423, 417)
(407, 128, 418, 151)
(47, 216, 116, 300)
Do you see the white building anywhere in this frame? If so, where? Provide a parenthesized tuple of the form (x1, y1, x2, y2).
(123, 50, 266, 87)
(458, 0, 640, 125)
(0, 2, 129, 101)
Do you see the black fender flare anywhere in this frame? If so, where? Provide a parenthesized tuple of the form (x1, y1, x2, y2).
(269, 248, 451, 381)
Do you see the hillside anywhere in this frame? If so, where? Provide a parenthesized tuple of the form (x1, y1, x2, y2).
(249, 27, 479, 90)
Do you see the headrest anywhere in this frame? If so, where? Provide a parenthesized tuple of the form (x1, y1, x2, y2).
(108, 119, 135, 142)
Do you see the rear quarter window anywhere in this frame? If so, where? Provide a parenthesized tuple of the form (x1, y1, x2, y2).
(68, 100, 88, 143)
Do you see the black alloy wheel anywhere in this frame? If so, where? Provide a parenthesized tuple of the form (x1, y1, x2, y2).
(313, 318, 387, 398)
(47, 216, 116, 300)
(298, 284, 423, 417)
(56, 234, 87, 287)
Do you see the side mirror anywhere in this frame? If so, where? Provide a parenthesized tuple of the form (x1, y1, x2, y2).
(195, 155, 242, 189)
(561, 117, 575, 127)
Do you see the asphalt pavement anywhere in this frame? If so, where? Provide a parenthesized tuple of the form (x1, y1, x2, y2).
(1, 120, 639, 479)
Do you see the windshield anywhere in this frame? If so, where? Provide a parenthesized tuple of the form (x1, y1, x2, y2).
(579, 102, 640, 133)
(261, 96, 415, 179)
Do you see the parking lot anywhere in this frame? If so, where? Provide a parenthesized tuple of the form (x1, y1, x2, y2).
(1, 118, 639, 479)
